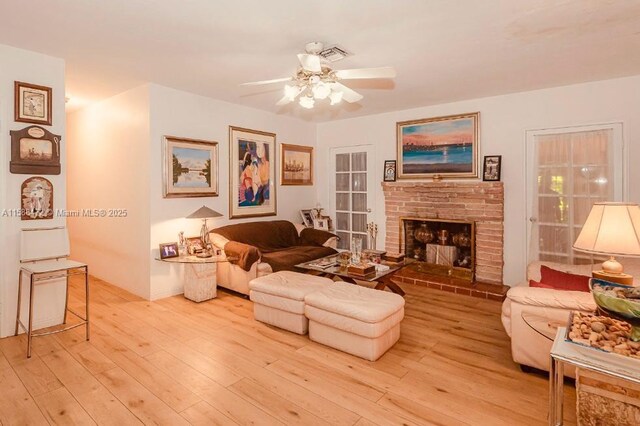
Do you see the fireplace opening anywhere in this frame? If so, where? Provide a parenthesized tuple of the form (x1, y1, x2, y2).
(402, 217, 475, 281)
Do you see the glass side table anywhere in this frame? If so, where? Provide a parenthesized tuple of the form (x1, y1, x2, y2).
(155, 255, 229, 302)
(549, 327, 640, 425)
(521, 312, 567, 341)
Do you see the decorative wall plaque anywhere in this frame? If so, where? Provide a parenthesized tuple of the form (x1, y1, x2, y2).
(21, 176, 54, 220)
(10, 125, 61, 175)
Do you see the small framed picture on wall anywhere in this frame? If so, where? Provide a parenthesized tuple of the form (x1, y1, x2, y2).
(383, 160, 397, 182)
(482, 155, 502, 181)
(15, 81, 53, 126)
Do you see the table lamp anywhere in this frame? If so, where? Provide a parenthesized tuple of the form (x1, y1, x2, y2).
(186, 206, 223, 256)
(573, 202, 640, 285)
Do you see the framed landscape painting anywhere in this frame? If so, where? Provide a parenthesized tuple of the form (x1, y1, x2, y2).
(396, 112, 479, 179)
(281, 143, 313, 185)
(163, 136, 218, 198)
(229, 126, 276, 219)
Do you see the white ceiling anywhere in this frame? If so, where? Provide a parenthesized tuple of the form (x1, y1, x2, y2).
(1, 0, 639, 122)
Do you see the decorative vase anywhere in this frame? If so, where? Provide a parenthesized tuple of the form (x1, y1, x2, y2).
(452, 228, 472, 248)
(437, 229, 449, 245)
(414, 223, 434, 244)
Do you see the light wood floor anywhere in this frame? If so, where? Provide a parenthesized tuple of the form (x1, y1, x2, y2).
(0, 276, 577, 425)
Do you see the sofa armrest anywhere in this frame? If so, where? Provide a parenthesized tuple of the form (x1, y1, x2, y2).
(299, 228, 338, 248)
(506, 286, 596, 311)
(223, 241, 262, 272)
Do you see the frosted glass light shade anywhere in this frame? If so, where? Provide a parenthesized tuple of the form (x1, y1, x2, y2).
(573, 202, 640, 257)
(299, 95, 314, 109)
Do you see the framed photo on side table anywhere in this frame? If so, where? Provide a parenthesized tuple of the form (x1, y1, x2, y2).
(396, 112, 479, 179)
(383, 160, 397, 182)
(281, 143, 313, 185)
(159, 242, 180, 259)
(300, 209, 314, 227)
(15, 81, 52, 126)
(482, 155, 502, 181)
(163, 136, 219, 198)
(229, 126, 276, 219)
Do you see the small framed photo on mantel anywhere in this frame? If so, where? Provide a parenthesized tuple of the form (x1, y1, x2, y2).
(383, 160, 397, 182)
(482, 155, 502, 181)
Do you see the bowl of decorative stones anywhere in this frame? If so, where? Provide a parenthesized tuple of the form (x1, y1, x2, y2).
(589, 278, 640, 342)
(567, 311, 639, 356)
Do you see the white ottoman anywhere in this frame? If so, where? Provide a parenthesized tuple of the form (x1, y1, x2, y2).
(249, 271, 332, 334)
(304, 281, 405, 361)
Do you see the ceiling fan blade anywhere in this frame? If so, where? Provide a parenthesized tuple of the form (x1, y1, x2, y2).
(297, 53, 322, 73)
(240, 77, 292, 86)
(335, 66, 396, 80)
(276, 96, 293, 106)
(331, 82, 363, 103)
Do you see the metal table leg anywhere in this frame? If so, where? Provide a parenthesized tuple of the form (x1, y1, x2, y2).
(549, 355, 564, 426)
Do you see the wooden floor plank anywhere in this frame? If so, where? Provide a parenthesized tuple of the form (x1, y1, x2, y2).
(96, 366, 190, 425)
(0, 352, 49, 426)
(34, 387, 97, 425)
(0, 275, 578, 425)
(40, 350, 143, 425)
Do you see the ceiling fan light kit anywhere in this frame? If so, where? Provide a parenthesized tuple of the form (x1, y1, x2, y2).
(241, 42, 396, 110)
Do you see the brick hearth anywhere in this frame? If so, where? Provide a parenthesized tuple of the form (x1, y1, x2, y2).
(382, 181, 505, 285)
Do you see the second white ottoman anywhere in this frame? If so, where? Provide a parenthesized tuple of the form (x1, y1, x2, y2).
(304, 281, 405, 361)
(249, 271, 332, 334)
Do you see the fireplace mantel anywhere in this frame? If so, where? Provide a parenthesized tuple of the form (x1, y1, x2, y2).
(382, 181, 504, 284)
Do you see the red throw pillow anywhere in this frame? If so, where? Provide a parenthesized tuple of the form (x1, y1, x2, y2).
(537, 265, 590, 292)
(529, 280, 555, 289)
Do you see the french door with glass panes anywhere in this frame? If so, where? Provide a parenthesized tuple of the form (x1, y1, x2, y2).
(331, 146, 375, 251)
(526, 123, 624, 264)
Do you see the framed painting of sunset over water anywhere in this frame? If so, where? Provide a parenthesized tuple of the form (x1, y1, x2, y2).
(397, 112, 479, 179)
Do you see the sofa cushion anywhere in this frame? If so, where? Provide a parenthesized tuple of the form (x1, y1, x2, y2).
(212, 220, 300, 251)
(539, 265, 590, 292)
(262, 246, 337, 272)
(304, 281, 405, 323)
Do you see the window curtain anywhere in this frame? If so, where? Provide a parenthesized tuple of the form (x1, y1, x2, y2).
(529, 129, 613, 265)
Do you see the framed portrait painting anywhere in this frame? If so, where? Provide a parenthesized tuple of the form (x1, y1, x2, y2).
(163, 136, 218, 198)
(229, 126, 276, 219)
(396, 112, 479, 179)
(482, 155, 502, 181)
(281, 143, 313, 185)
(15, 81, 52, 126)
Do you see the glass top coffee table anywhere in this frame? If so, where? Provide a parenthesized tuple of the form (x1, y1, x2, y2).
(295, 254, 414, 296)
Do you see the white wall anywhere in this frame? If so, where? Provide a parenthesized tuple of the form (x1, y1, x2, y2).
(316, 75, 640, 287)
(0, 44, 66, 337)
(66, 85, 152, 298)
(148, 84, 317, 299)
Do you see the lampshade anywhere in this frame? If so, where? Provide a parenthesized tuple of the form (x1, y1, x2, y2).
(573, 202, 640, 257)
(186, 206, 223, 220)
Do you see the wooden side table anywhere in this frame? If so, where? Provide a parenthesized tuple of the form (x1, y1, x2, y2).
(156, 255, 228, 302)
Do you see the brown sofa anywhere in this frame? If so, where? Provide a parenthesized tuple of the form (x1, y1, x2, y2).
(210, 220, 338, 295)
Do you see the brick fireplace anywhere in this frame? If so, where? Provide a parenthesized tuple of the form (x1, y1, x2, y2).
(382, 181, 504, 285)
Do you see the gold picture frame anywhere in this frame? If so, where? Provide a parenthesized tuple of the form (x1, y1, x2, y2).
(15, 81, 52, 126)
(396, 112, 479, 179)
(281, 143, 313, 185)
(162, 136, 219, 198)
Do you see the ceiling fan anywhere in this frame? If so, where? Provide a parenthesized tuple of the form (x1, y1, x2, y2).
(240, 42, 396, 109)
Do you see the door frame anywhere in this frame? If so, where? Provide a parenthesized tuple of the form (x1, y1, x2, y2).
(524, 121, 626, 263)
(329, 144, 376, 250)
